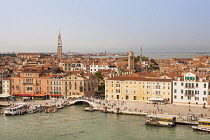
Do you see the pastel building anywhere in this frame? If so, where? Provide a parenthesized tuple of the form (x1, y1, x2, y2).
(62, 72, 98, 98)
(105, 75, 173, 103)
(173, 72, 210, 105)
(11, 69, 51, 98)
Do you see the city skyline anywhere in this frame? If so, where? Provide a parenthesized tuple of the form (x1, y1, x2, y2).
(0, 0, 210, 53)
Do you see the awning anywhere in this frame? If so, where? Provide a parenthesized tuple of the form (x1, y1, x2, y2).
(50, 95, 63, 97)
(12, 94, 31, 97)
(12, 94, 46, 97)
(0, 94, 11, 98)
(148, 97, 165, 101)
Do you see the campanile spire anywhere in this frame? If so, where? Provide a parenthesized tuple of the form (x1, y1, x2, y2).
(57, 30, 62, 61)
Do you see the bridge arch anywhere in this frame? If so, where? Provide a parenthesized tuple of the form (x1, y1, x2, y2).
(72, 100, 94, 106)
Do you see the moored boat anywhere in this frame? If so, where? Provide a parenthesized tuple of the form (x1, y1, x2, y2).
(28, 105, 40, 113)
(4, 103, 27, 116)
(192, 118, 210, 132)
(57, 105, 64, 109)
(145, 115, 176, 127)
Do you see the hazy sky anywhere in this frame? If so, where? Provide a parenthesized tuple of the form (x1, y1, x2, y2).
(0, 0, 210, 53)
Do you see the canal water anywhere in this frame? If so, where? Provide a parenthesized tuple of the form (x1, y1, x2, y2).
(0, 105, 209, 140)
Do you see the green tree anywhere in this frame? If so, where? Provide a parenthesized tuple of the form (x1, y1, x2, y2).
(94, 71, 104, 84)
(94, 71, 105, 92)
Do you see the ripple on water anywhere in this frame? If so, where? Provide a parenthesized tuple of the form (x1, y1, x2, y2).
(1, 105, 210, 140)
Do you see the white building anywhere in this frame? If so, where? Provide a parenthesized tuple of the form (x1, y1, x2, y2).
(2, 79, 11, 95)
(90, 63, 117, 73)
(173, 72, 210, 105)
(50, 74, 63, 98)
(60, 61, 86, 72)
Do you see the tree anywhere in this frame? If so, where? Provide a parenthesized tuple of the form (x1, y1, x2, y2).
(94, 71, 104, 84)
(94, 71, 105, 92)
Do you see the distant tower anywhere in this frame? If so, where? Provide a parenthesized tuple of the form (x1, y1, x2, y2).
(140, 46, 143, 61)
(128, 51, 134, 72)
(57, 30, 62, 61)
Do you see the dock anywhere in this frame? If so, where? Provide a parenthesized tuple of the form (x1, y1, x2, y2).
(84, 106, 200, 125)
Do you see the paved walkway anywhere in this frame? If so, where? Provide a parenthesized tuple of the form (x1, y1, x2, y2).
(94, 99, 210, 117)
(1, 99, 210, 118)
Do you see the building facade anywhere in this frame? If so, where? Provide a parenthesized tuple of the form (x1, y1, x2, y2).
(173, 72, 210, 105)
(11, 69, 50, 98)
(105, 76, 173, 103)
(62, 73, 98, 98)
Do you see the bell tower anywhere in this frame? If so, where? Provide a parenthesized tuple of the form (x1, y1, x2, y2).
(57, 30, 62, 61)
(128, 51, 134, 72)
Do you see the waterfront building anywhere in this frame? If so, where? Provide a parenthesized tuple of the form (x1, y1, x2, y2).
(50, 74, 64, 98)
(173, 72, 210, 105)
(105, 73, 173, 103)
(0, 70, 14, 94)
(1, 78, 11, 95)
(57, 30, 62, 61)
(11, 68, 51, 98)
(61, 71, 98, 98)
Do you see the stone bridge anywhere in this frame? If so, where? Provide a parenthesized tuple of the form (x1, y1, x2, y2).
(71, 100, 97, 107)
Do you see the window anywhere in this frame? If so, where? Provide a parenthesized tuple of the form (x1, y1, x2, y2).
(181, 96, 183, 99)
(133, 96, 137, 100)
(116, 82, 120, 87)
(117, 95, 119, 99)
(116, 89, 120, 93)
(203, 97, 207, 101)
(174, 82, 177, 85)
(26, 86, 32, 91)
(204, 84, 206, 88)
(185, 83, 188, 87)
(174, 95, 177, 99)
(204, 91, 206, 95)
(126, 95, 129, 100)
(181, 83, 183, 86)
(196, 83, 198, 87)
(174, 89, 177, 93)
(181, 90, 183, 93)
(195, 97, 199, 100)
(126, 89, 129, 94)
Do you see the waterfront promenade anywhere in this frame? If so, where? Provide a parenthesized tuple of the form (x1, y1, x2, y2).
(1, 98, 209, 119)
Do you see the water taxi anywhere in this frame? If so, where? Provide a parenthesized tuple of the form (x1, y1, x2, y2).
(192, 118, 210, 132)
(4, 103, 27, 116)
(145, 115, 176, 127)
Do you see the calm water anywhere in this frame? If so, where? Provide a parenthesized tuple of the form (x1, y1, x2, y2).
(0, 105, 209, 140)
(82, 52, 210, 59)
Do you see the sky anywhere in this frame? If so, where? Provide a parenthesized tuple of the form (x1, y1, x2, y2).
(0, 0, 210, 53)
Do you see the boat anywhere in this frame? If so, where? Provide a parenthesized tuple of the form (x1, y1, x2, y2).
(45, 106, 57, 113)
(4, 103, 27, 116)
(61, 101, 70, 106)
(145, 115, 176, 127)
(192, 118, 210, 132)
(57, 105, 64, 109)
(28, 105, 40, 113)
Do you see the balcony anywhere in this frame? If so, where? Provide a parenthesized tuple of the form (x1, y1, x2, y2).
(185, 86, 195, 89)
(184, 93, 195, 96)
(23, 83, 34, 85)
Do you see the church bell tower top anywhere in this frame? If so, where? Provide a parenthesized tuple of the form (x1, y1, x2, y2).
(58, 30, 62, 46)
